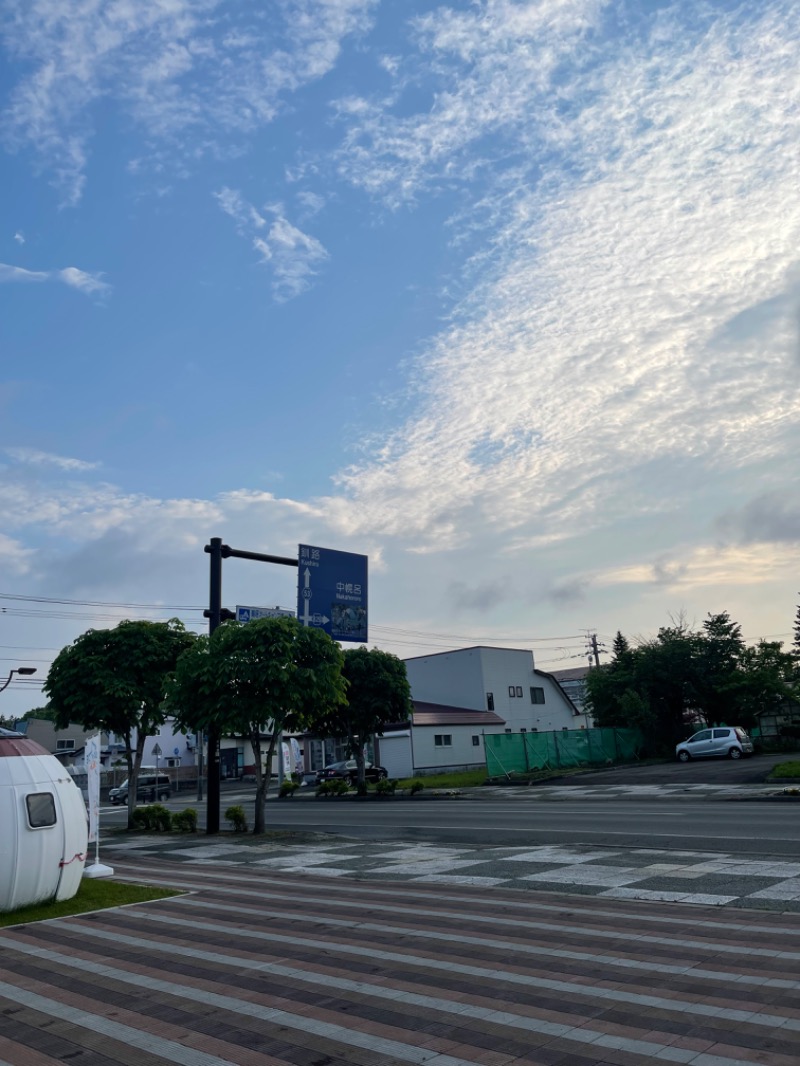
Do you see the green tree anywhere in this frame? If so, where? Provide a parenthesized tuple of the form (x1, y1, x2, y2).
(694, 612, 747, 726)
(587, 621, 702, 754)
(167, 616, 346, 834)
(738, 640, 799, 729)
(587, 611, 800, 753)
(612, 631, 631, 659)
(44, 619, 195, 828)
(311, 646, 413, 792)
(21, 706, 58, 722)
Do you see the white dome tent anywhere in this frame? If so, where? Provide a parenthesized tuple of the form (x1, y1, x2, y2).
(0, 727, 88, 912)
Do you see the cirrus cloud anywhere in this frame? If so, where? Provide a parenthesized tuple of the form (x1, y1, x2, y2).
(0, 261, 109, 295)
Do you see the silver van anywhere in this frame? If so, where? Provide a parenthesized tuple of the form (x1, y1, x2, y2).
(109, 772, 171, 804)
(676, 727, 753, 762)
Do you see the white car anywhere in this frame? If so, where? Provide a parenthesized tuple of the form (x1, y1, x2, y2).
(676, 727, 753, 762)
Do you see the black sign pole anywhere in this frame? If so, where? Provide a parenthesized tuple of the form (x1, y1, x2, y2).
(205, 537, 224, 834)
(203, 539, 299, 835)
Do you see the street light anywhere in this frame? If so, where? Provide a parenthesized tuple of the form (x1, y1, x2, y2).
(0, 667, 37, 695)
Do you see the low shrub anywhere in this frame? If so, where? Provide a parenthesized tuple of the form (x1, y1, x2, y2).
(409, 781, 425, 795)
(375, 778, 397, 796)
(131, 807, 150, 830)
(171, 808, 198, 832)
(279, 780, 299, 798)
(131, 804, 172, 831)
(225, 804, 248, 832)
(316, 778, 350, 797)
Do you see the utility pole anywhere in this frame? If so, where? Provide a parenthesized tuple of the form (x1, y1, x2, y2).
(583, 631, 605, 668)
(590, 633, 601, 668)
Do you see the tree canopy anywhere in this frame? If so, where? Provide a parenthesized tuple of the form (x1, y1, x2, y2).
(311, 645, 413, 790)
(167, 616, 346, 833)
(44, 619, 196, 826)
(586, 612, 798, 754)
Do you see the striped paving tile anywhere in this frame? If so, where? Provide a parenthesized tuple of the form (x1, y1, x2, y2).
(1, 859, 799, 1066)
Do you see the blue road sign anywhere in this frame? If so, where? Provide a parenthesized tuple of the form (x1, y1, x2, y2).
(236, 606, 295, 623)
(297, 544, 368, 643)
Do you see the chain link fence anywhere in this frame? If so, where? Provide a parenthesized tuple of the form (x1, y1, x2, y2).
(484, 727, 644, 779)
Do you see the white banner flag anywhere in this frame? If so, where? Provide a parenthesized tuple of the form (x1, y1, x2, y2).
(85, 733, 101, 844)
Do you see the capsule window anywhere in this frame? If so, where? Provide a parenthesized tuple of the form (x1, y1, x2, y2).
(26, 792, 57, 829)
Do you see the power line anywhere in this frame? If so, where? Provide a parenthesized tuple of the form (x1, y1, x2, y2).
(0, 607, 206, 626)
(0, 592, 204, 611)
(0, 645, 62, 651)
(0, 657, 53, 663)
(370, 624, 584, 643)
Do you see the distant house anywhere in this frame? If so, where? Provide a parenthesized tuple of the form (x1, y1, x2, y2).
(403, 646, 580, 732)
(367, 647, 582, 778)
(14, 718, 110, 767)
(377, 702, 506, 778)
(549, 666, 593, 725)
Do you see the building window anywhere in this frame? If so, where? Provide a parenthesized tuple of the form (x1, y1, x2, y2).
(520, 728, 527, 733)
(486, 692, 494, 711)
(56, 739, 75, 750)
(508, 685, 516, 697)
(434, 734, 452, 747)
(472, 735, 480, 747)
(26, 793, 57, 829)
(530, 687, 545, 705)
(516, 686, 523, 697)
(504, 728, 512, 734)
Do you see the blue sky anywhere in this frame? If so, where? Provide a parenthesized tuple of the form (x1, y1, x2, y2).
(1, 0, 799, 716)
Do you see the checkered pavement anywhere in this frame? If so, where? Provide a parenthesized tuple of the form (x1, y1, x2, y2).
(105, 836, 800, 912)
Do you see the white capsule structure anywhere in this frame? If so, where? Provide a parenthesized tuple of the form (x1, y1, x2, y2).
(0, 728, 89, 912)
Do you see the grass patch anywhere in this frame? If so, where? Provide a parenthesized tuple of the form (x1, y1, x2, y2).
(396, 769, 488, 789)
(0, 878, 179, 928)
(768, 760, 800, 780)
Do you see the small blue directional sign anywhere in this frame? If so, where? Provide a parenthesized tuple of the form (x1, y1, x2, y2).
(236, 606, 295, 623)
(297, 544, 368, 643)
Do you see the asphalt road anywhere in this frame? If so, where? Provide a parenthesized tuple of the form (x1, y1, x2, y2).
(102, 789, 800, 857)
(545, 752, 790, 786)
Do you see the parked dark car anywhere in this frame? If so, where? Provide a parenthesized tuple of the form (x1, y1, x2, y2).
(315, 760, 388, 785)
(109, 772, 172, 804)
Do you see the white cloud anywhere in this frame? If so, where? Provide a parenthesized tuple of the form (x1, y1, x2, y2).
(216, 189, 329, 300)
(0, 263, 48, 283)
(6, 448, 100, 472)
(325, 0, 800, 567)
(214, 187, 266, 233)
(57, 267, 110, 294)
(296, 190, 326, 216)
(0, 533, 34, 575)
(1, 0, 377, 204)
(13, 231, 24, 244)
(595, 542, 800, 593)
(0, 261, 109, 295)
(336, 0, 609, 203)
(260, 215, 329, 301)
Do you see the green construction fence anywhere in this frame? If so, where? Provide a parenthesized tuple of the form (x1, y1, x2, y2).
(484, 727, 644, 778)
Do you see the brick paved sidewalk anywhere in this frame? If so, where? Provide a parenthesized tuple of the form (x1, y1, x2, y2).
(2, 859, 800, 1066)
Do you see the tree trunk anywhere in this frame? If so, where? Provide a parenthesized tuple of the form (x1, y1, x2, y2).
(126, 730, 146, 830)
(252, 728, 278, 835)
(352, 734, 367, 793)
